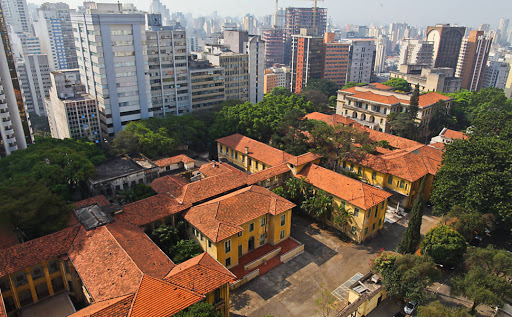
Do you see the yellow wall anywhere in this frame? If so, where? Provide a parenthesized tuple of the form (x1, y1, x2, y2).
(205, 283, 230, 316)
(217, 143, 268, 173)
(191, 210, 292, 269)
(348, 287, 387, 317)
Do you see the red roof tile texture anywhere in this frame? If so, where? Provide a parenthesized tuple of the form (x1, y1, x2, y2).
(247, 163, 291, 185)
(0, 225, 80, 277)
(153, 154, 194, 168)
(286, 152, 322, 166)
(117, 193, 190, 226)
(199, 161, 242, 178)
(150, 175, 189, 197)
(73, 195, 111, 209)
(69, 294, 135, 317)
(443, 128, 467, 140)
(177, 171, 248, 205)
(296, 164, 391, 210)
(217, 134, 295, 167)
(304, 112, 363, 128)
(128, 275, 203, 317)
(185, 186, 295, 242)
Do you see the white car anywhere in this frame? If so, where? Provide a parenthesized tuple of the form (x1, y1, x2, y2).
(404, 301, 418, 315)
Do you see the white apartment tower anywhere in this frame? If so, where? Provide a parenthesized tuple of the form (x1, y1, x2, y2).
(483, 61, 510, 90)
(71, 2, 152, 137)
(34, 2, 78, 70)
(347, 39, 376, 84)
(0, 0, 30, 34)
(16, 54, 51, 116)
(399, 39, 434, 67)
(374, 35, 388, 73)
(46, 69, 101, 142)
(247, 36, 265, 104)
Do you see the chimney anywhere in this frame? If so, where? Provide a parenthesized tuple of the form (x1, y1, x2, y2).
(245, 146, 249, 154)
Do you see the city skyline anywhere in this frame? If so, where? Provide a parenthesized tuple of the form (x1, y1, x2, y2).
(26, 0, 512, 29)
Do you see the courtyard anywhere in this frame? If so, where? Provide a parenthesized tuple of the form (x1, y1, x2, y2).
(230, 210, 440, 317)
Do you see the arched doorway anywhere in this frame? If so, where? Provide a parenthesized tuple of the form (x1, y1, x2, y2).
(361, 113, 367, 121)
(248, 236, 255, 251)
(352, 111, 358, 118)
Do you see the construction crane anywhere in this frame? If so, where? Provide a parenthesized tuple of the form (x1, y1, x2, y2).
(296, 0, 325, 35)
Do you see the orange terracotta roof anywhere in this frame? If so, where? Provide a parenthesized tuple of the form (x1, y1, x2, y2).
(177, 171, 248, 205)
(199, 161, 242, 178)
(217, 134, 294, 167)
(69, 294, 135, 317)
(429, 142, 446, 150)
(128, 275, 203, 317)
(304, 112, 363, 128)
(418, 92, 452, 108)
(153, 154, 194, 168)
(247, 163, 291, 185)
(0, 225, 80, 277)
(356, 144, 443, 182)
(185, 186, 295, 242)
(165, 253, 235, 295)
(73, 195, 110, 209)
(368, 82, 392, 90)
(286, 152, 322, 166)
(296, 164, 391, 210)
(0, 292, 6, 317)
(348, 90, 408, 106)
(150, 175, 189, 197)
(442, 128, 467, 140)
(117, 194, 190, 227)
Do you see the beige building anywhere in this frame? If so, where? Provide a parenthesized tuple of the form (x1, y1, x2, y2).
(336, 83, 453, 133)
(204, 51, 249, 101)
(390, 64, 461, 93)
(188, 58, 225, 111)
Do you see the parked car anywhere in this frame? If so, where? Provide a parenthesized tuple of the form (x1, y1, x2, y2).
(404, 301, 418, 315)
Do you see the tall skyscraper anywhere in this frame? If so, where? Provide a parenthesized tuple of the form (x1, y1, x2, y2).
(0, 5, 32, 156)
(497, 18, 510, 44)
(262, 28, 284, 67)
(290, 29, 323, 93)
(398, 39, 434, 66)
(0, 0, 30, 34)
(426, 24, 466, 70)
(34, 2, 78, 70)
(347, 39, 376, 84)
(373, 35, 388, 73)
(16, 54, 51, 116)
(483, 61, 510, 90)
(71, 2, 152, 137)
(284, 7, 327, 65)
(243, 14, 256, 35)
(456, 30, 492, 91)
(149, 0, 170, 26)
(322, 32, 350, 88)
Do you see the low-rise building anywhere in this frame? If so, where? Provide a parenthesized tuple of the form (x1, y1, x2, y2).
(264, 66, 289, 94)
(153, 154, 195, 174)
(390, 64, 461, 93)
(430, 127, 467, 144)
(338, 272, 387, 317)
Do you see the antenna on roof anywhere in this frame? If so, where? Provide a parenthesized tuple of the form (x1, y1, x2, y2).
(117, 0, 121, 12)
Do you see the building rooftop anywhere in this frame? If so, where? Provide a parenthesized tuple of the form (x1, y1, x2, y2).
(89, 155, 154, 183)
(184, 186, 295, 242)
(73, 204, 114, 230)
(153, 154, 194, 168)
(441, 128, 467, 140)
(296, 164, 391, 210)
(199, 161, 242, 178)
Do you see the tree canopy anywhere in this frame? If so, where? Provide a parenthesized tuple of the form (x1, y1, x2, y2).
(371, 252, 440, 302)
(342, 82, 367, 89)
(383, 78, 411, 92)
(386, 84, 420, 140)
(421, 225, 467, 267)
(398, 178, 425, 254)
(417, 301, 471, 317)
(173, 302, 222, 317)
(304, 78, 339, 97)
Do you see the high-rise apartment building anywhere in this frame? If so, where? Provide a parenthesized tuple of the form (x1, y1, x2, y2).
(426, 24, 466, 70)
(398, 39, 434, 66)
(188, 57, 225, 111)
(34, 2, 78, 70)
(72, 2, 152, 137)
(243, 14, 256, 35)
(10, 32, 41, 57)
(0, 0, 30, 34)
(284, 7, 327, 65)
(46, 69, 101, 142)
(290, 29, 323, 93)
(497, 18, 510, 44)
(264, 66, 288, 93)
(347, 39, 376, 84)
(0, 5, 31, 156)
(456, 30, 492, 91)
(373, 35, 388, 73)
(146, 16, 190, 116)
(483, 61, 510, 90)
(322, 32, 350, 88)
(262, 28, 284, 67)
(204, 51, 249, 101)
(149, 0, 170, 26)
(16, 54, 51, 116)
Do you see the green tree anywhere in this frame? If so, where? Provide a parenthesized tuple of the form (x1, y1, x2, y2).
(342, 82, 367, 89)
(0, 178, 70, 240)
(301, 189, 333, 223)
(427, 100, 454, 138)
(448, 206, 485, 241)
(383, 78, 411, 92)
(387, 85, 419, 140)
(371, 252, 440, 302)
(300, 89, 330, 112)
(417, 301, 471, 317)
(170, 239, 203, 264)
(269, 109, 311, 155)
(173, 302, 223, 317)
(119, 184, 156, 204)
(398, 178, 425, 254)
(304, 78, 339, 97)
(421, 226, 466, 267)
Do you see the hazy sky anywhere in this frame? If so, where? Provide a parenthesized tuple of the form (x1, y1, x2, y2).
(32, 0, 511, 29)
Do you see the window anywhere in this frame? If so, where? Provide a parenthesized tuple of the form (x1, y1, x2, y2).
(260, 217, 266, 227)
(351, 226, 357, 235)
(381, 202, 385, 210)
(200, 234, 203, 241)
(14, 272, 28, 287)
(365, 227, 369, 235)
(400, 180, 405, 188)
(225, 240, 231, 253)
(354, 208, 360, 217)
(31, 265, 44, 279)
(260, 233, 266, 246)
(374, 207, 378, 218)
(281, 214, 286, 226)
(249, 223, 255, 232)
(280, 230, 285, 239)
(387, 175, 393, 184)
(208, 240, 212, 248)
(378, 218, 382, 226)
(372, 172, 377, 180)
(214, 288, 221, 302)
(225, 257, 231, 267)
(48, 260, 60, 274)
(238, 231, 243, 237)
(372, 223, 376, 230)
(358, 167, 362, 175)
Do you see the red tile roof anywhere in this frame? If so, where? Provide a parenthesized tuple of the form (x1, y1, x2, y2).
(348, 90, 407, 106)
(418, 92, 452, 108)
(247, 163, 291, 185)
(177, 171, 248, 205)
(165, 253, 235, 295)
(199, 161, 242, 178)
(304, 112, 363, 128)
(296, 164, 391, 210)
(369, 83, 392, 90)
(150, 175, 189, 197)
(442, 128, 467, 140)
(153, 154, 194, 168)
(73, 195, 110, 209)
(128, 275, 203, 317)
(185, 186, 295, 242)
(429, 142, 446, 150)
(117, 194, 190, 226)
(286, 152, 322, 166)
(217, 134, 294, 167)
(0, 225, 80, 277)
(69, 294, 135, 317)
